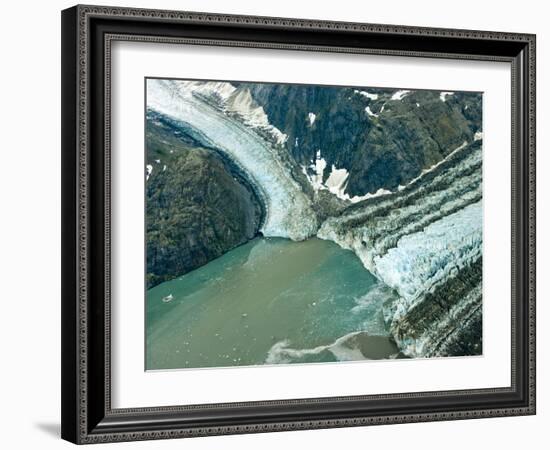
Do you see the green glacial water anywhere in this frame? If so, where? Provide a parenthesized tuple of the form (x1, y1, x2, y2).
(146, 237, 399, 370)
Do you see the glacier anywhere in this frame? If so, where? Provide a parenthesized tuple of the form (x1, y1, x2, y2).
(147, 79, 318, 241)
(147, 79, 483, 359)
(318, 139, 483, 357)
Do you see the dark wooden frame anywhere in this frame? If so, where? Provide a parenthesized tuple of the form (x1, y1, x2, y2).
(61, 4, 536, 444)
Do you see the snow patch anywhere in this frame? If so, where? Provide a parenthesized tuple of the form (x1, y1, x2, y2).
(308, 112, 316, 126)
(348, 188, 392, 203)
(474, 131, 483, 141)
(302, 150, 327, 191)
(146, 164, 153, 181)
(365, 106, 378, 117)
(354, 89, 379, 100)
(325, 166, 349, 197)
(302, 151, 392, 203)
(440, 91, 454, 102)
(391, 90, 410, 101)
(224, 88, 288, 145)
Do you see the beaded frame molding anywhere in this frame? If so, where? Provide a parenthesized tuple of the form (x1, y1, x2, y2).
(61, 4, 536, 444)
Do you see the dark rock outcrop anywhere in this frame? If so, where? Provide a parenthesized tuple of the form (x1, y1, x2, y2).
(146, 114, 263, 288)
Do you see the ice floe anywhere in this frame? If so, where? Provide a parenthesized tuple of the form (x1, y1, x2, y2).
(265, 332, 367, 364)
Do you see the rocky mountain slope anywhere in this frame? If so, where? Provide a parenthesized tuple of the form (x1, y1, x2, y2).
(146, 112, 263, 288)
(247, 82, 481, 195)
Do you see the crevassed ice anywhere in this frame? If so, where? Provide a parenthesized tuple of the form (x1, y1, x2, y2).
(147, 79, 318, 240)
(152, 79, 288, 145)
(317, 143, 482, 323)
(373, 201, 482, 307)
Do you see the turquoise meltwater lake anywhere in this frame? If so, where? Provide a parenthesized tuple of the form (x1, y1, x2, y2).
(146, 237, 398, 370)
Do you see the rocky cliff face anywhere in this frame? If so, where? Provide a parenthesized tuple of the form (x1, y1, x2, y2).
(146, 112, 263, 288)
(145, 78, 483, 358)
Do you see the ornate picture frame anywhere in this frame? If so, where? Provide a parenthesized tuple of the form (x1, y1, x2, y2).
(61, 4, 536, 444)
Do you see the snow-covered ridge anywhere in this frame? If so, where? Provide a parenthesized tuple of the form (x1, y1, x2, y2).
(147, 79, 317, 241)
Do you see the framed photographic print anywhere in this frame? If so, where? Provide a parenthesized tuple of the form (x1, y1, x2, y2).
(61, 4, 536, 444)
